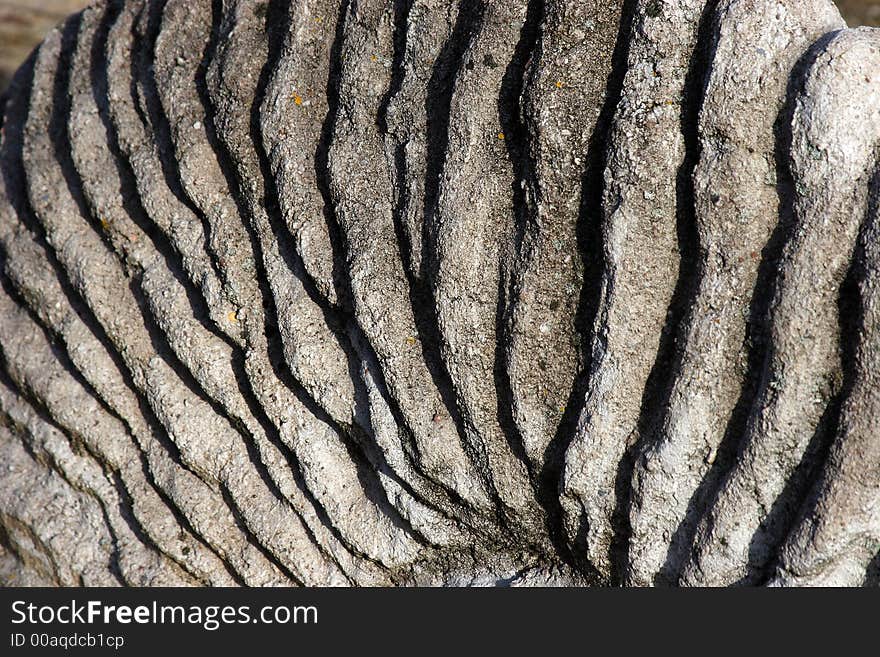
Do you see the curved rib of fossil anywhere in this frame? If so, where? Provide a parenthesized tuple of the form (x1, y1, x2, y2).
(627, 0, 845, 586)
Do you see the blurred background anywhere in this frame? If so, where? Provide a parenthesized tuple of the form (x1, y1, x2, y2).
(838, 0, 880, 26)
(1, 0, 89, 91)
(1, 0, 880, 93)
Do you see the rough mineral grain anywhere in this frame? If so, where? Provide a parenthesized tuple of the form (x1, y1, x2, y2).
(0, 0, 877, 587)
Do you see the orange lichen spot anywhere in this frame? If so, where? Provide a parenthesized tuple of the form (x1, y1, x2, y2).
(293, 94, 303, 106)
(555, 80, 565, 89)
(497, 132, 505, 140)
(99, 217, 112, 231)
(371, 55, 378, 62)
(406, 336, 417, 346)
(228, 311, 238, 323)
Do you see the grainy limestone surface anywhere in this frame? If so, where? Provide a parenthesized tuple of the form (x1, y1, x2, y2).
(0, 0, 878, 587)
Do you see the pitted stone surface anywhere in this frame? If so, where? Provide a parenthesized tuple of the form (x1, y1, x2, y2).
(0, 0, 877, 587)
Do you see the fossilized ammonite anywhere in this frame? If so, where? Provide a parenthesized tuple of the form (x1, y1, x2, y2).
(0, 0, 877, 587)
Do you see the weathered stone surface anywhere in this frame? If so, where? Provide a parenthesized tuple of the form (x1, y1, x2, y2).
(0, 0, 877, 587)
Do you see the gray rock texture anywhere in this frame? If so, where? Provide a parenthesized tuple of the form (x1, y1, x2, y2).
(0, 0, 878, 587)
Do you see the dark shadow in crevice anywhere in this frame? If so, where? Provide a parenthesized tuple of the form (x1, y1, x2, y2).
(254, 0, 433, 556)
(0, 15, 244, 585)
(178, 0, 414, 577)
(136, 0, 369, 578)
(610, 0, 720, 586)
(494, 0, 544, 506)
(109, 468, 204, 584)
(0, 264, 228, 586)
(384, 0, 510, 522)
(377, 0, 412, 136)
(134, 276, 310, 586)
(750, 154, 880, 586)
(864, 550, 880, 587)
(659, 31, 842, 586)
(370, 0, 488, 540)
(130, 0, 228, 293)
(737, 395, 843, 586)
(377, 2, 495, 529)
(75, 1, 304, 586)
(535, 0, 637, 584)
(313, 0, 485, 526)
(0, 363, 127, 586)
(0, 512, 64, 585)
